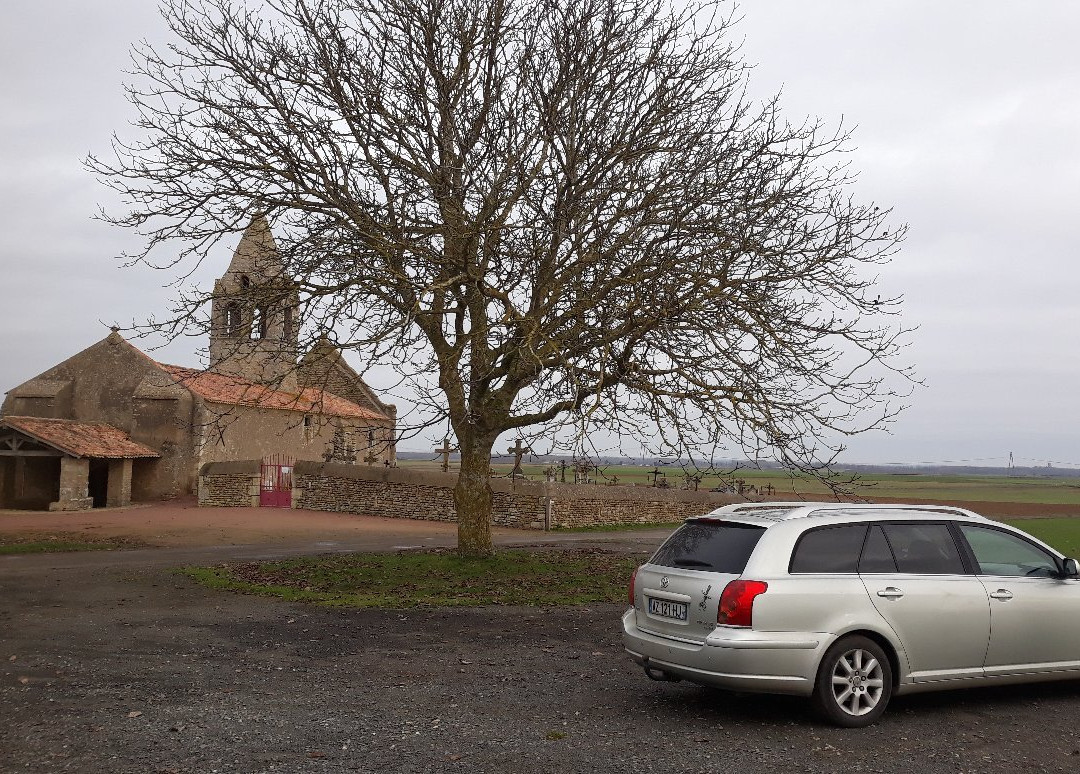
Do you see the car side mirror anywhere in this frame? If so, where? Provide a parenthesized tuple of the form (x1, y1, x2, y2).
(1063, 558, 1080, 578)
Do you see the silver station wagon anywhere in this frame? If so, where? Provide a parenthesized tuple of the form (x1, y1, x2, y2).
(622, 502, 1080, 726)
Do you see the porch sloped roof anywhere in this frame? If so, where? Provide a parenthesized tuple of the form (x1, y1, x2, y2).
(0, 417, 160, 459)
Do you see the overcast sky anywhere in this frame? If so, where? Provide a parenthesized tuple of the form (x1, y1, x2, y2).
(1, 1, 1078, 466)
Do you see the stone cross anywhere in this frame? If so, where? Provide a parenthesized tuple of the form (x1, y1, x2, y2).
(508, 437, 532, 478)
(649, 466, 664, 487)
(323, 426, 357, 464)
(435, 437, 457, 472)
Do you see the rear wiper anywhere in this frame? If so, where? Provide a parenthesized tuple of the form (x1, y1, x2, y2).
(672, 558, 712, 568)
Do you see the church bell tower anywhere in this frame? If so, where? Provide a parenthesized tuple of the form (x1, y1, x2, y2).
(208, 216, 299, 389)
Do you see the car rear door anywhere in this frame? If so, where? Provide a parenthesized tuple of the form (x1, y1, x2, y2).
(859, 522, 990, 682)
(958, 523, 1080, 675)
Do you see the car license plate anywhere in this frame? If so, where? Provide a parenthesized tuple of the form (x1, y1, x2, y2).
(648, 597, 688, 621)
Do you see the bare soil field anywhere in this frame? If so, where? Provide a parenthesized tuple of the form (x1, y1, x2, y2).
(858, 496, 1080, 520)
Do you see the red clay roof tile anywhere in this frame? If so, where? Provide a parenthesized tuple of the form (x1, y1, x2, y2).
(157, 365, 386, 421)
(0, 417, 160, 459)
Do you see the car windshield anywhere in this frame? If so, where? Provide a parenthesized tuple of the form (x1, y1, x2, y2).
(650, 520, 766, 573)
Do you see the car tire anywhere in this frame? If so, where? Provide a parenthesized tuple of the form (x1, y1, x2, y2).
(813, 635, 893, 728)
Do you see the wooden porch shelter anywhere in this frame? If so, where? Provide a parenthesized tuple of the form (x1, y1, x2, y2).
(0, 416, 160, 511)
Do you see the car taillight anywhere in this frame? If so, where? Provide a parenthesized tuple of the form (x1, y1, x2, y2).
(629, 567, 639, 606)
(716, 580, 768, 627)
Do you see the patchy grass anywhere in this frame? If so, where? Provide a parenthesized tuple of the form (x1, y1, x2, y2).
(0, 533, 147, 555)
(181, 548, 643, 608)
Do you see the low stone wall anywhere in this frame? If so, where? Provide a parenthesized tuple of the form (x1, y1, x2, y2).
(198, 459, 744, 528)
(198, 460, 259, 507)
(544, 484, 732, 528)
(293, 461, 544, 527)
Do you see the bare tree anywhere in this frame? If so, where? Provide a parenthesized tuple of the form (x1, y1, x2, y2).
(90, 0, 912, 557)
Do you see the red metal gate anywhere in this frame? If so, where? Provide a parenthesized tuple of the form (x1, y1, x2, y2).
(259, 454, 294, 508)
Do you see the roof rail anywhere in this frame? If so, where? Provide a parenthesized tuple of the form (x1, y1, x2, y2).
(705, 502, 988, 522)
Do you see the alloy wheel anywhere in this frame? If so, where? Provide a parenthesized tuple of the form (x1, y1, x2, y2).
(829, 646, 885, 717)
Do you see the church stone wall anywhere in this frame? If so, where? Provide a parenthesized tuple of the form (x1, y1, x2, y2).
(195, 404, 394, 468)
(200, 460, 742, 529)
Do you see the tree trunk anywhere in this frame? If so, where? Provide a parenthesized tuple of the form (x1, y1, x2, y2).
(454, 435, 496, 558)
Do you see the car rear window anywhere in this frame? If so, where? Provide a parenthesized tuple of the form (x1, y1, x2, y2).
(790, 524, 868, 573)
(650, 520, 766, 573)
(881, 523, 965, 574)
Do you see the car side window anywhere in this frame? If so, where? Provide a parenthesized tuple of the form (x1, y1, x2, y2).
(790, 524, 868, 573)
(881, 523, 965, 574)
(959, 525, 1058, 577)
(858, 525, 898, 573)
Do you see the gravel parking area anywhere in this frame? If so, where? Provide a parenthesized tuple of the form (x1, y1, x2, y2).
(3, 510, 1080, 772)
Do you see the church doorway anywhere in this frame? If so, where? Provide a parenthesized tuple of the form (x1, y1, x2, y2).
(88, 459, 109, 508)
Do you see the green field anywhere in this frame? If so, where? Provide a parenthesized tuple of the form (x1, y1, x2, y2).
(399, 459, 1080, 506)
(1000, 519, 1080, 556)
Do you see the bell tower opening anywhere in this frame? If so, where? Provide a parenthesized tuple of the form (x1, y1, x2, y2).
(208, 216, 299, 388)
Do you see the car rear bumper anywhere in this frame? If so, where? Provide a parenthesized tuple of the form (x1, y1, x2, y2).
(622, 609, 829, 696)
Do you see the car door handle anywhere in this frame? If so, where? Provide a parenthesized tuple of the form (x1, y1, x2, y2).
(989, 589, 1013, 601)
(876, 587, 904, 599)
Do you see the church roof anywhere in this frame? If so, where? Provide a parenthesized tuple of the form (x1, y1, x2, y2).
(0, 416, 161, 459)
(157, 364, 386, 421)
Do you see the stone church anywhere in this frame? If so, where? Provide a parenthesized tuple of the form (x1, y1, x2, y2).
(0, 218, 396, 511)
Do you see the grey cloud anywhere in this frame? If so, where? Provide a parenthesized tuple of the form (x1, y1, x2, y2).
(2, 0, 1078, 465)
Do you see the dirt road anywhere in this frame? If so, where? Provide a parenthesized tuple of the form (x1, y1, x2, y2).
(4, 504, 1080, 772)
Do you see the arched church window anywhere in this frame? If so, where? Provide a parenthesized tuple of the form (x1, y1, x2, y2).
(240, 275, 251, 289)
(282, 307, 294, 342)
(367, 429, 375, 448)
(224, 303, 242, 337)
(251, 307, 268, 339)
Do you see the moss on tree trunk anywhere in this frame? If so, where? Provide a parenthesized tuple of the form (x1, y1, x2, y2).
(454, 438, 495, 558)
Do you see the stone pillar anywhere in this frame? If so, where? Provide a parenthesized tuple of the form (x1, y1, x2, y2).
(249, 473, 261, 507)
(106, 458, 133, 507)
(49, 457, 93, 511)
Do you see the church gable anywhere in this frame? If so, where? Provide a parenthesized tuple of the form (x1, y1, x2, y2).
(297, 338, 396, 420)
(2, 331, 169, 424)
